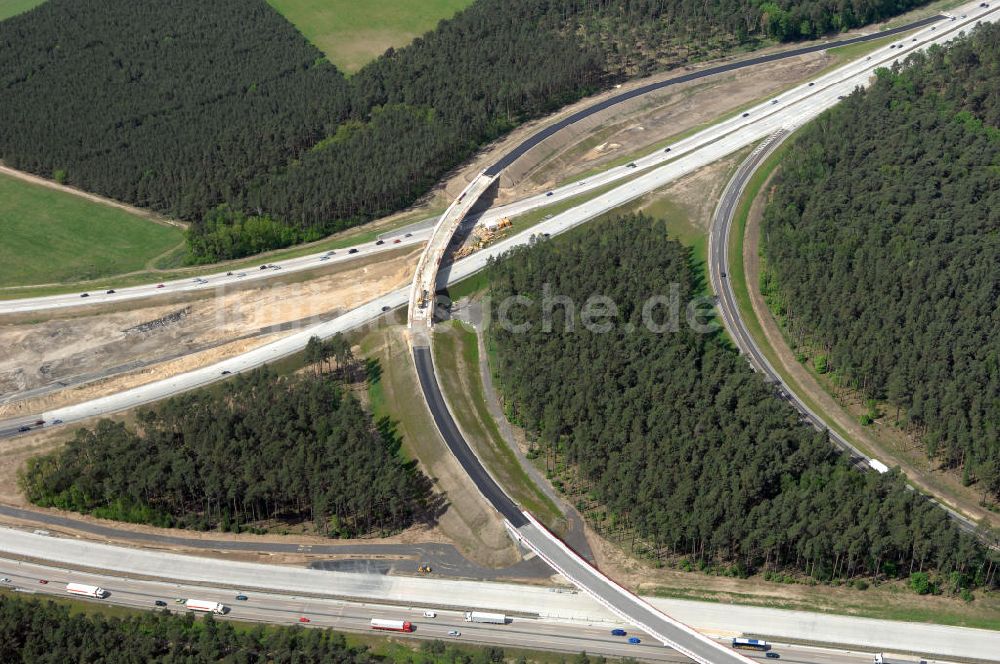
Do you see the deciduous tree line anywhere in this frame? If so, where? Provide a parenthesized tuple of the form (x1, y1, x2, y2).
(485, 214, 997, 587)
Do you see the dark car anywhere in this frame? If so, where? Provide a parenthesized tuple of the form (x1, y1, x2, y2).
(808, 82, 815, 86)
(546, 191, 553, 196)
(664, 147, 671, 152)
(742, 112, 749, 117)
(838, 95, 846, 99)
(626, 162, 637, 168)
(154, 600, 167, 607)
(611, 628, 627, 636)
(34, 420, 44, 426)
(235, 594, 248, 601)
(38, 579, 48, 584)
(156, 283, 165, 288)
(405, 233, 412, 237)
(227, 271, 233, 276)
(260, 265, 268, 270)
(106, 289, 115, 294)
(18, 426, 31, 432)
(79, 293, 89, 298)
(720, 271, 727, 278)
(52, 419, 63, 425)
(381, 305, 391, 312)
(348, 248, 359, 254)
(766, 653, 780, 659)
(221, 370, 231, 375)
(375, 239, 384, 245)
(628, 637, 641, 645)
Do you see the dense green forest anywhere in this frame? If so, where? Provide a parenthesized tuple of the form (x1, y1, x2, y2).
(0, 0, 931, 262)
(20, 362, 431, 537)
(485, 214, 997, 588)
(759, 23, 1000, 501)
(0, 595, 555, 664)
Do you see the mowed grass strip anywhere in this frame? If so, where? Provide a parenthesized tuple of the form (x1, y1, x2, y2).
(0, 173, 183, 288)
(0, 0, 44, 21)
(267, 0, 473, 73)
(432, 321, 562, 525)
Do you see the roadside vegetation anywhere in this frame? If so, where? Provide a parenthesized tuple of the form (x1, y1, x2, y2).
(20, 352, 432, 538)
(759, 22, 1000, 504)
(0, 0, 939, 268)
(0, 173, 183, 288)
(483, 213, 998, 591)
(0, 593, 579, 664)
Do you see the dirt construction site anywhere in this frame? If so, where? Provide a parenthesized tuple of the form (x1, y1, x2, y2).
(0, 41, 844, 582)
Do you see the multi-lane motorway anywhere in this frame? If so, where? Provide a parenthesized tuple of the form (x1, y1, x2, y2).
(2, 3, 999, 661)
(7, 1, 993, 437)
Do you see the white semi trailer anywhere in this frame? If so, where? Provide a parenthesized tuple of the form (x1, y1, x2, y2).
(464, 611, 506, 624)
(184, 599, 227, 614)
(65, 583, 108, 599)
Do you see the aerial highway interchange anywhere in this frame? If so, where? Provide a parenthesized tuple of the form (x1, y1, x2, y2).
(2, 3, 999, 662)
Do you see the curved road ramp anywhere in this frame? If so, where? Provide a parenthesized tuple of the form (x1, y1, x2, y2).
(408, 172, 497, 332)
(411, 347, 755, 664)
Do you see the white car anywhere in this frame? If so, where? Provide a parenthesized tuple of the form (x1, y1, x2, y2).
(448, 630, 461, 637)
(422, 611, 437, 618)
(1, 577, 11, 583)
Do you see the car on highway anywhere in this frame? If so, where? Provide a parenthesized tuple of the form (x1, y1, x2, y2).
(771, 99, 778, 104)
(236, 273, 246, 278)
(0, 577, 10, 583)
(34, 420, 44, 426)
(611, 628, 627, 636)
(106, 289, 115, 294)
(18, 426, 31, 432)
(405, 233, 412, 237)
(448, 630, 461, 637)
(808, 81, 814, 86)
(375, 240, 384, 245)
(664, 147, 671, 152)
(260, 265, 268, 270)
(348, 248, 359, 254)
(235, 594, 248, 601)
(79, 293, 89, 298)
(319, 256, 330, 261)
(298, 617, 311, 623)
(221, 370, 231, 375)
(422, 611, 436, 618)
(766, 652, 780, 659)
(156, 284, 165, 288)
(38, 579, 48, 584)
(546, 191, 553, 196)
(381, 305, 391, 312)
(720, 271, 727, 278)
(628, 637, 641, 645)
(227, 271, 233, 276)
(626, 162, 637, 168)
(52, 419, 63, 425)
(326, 250, 336, 256)
(393, 238, 402, 243)
(154, 600, 167, 607)
(742, 112, 749, 117)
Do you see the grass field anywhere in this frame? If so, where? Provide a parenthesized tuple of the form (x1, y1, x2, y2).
(0, 0, 43, 21)
(267, 0, 473, 73)
(0, 173, 184, 288)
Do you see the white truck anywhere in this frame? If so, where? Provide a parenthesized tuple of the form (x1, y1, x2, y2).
(464, 611, 506, 624)
(65, 583, 108, 599)
(869, 459, 890, 474)
(874, 654, 926, 664)
(184, 599, 227, 614)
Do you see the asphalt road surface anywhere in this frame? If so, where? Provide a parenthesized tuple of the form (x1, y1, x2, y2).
(706, 130, 983, 538)
(0, 556, 953, 664)
(3, 4, 993, 437)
